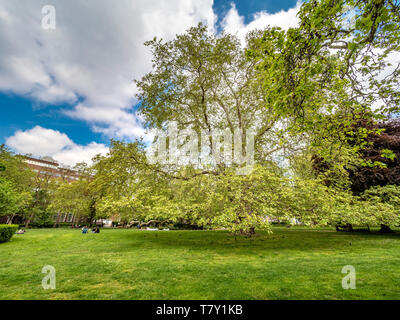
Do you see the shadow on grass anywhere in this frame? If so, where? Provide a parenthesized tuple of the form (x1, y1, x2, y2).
(111, 228, 400, 254)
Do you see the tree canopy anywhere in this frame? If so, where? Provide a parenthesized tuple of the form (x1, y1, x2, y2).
(2, 0, 400, 234)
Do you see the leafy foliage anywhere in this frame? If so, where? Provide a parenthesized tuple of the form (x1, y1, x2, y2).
(349, 119, 400, 193)
(3, 1, 400, 234)
(0, 178, 31, 218)
(0, 146, 33, 223)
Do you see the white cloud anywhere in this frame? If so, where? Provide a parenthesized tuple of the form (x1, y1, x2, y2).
(0, 0, 216, 141)
(6, 126, 73, 155)
(0, 0, 301, 142)
(222, 2, 301, 42)
(53, 142, 109, 167)
(6, 126, 108, 166)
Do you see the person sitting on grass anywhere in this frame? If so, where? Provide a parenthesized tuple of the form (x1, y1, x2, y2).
(92, 227, 100, 234)
(82, 226, 88, 234)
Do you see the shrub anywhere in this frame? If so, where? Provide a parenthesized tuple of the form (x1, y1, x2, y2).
(29, 221, 54, 228)
(55, 222, 73, 228)
(0, 224, 18, 243)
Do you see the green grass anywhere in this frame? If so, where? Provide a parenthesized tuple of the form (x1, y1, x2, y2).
(0, 227, 399, 300)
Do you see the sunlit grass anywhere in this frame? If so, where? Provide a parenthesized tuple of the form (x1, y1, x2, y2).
(0, 227, 399, 300)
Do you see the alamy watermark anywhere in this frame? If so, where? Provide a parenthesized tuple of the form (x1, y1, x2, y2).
(146, 122, 255, 175)
(42, 265, 56, 290)
(341, 265, 356, 290)
(41, 5, 56, 30)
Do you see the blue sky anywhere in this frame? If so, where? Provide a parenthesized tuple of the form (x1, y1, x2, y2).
(0, 0, 300, 165)
(213, 0, 298, 24)
(0, 94, 104, 146)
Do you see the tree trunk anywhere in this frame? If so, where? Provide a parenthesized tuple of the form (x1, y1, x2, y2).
(379, 224, 395, 233)
(239, 227, 256, 237)
(25, 213, 35, 228)
(7, 214, 15, 224)
(88, 200, 96, 227)
(53, 213, 61, 228)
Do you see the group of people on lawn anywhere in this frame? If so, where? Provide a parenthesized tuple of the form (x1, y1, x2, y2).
(15, 227, 100, 234)
(81, 226, 100, 234)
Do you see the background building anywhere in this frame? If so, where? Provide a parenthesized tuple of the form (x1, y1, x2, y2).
(24, 156, 81, 225)
(24, 156, 80, 183)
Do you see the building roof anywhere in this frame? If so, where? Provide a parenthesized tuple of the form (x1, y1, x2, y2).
(24, 156, 59, 166)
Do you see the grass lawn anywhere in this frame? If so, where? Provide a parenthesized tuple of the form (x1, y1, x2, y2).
(0, 227, 399, 300)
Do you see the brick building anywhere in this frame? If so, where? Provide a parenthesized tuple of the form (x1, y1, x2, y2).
(24, 156, 81, 224)
(24, 156, 80, 183)
(23, 156, 115, 227)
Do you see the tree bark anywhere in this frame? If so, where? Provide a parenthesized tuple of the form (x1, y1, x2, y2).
(7, 214, 15, 224)
(88, 200, 96, 227)
(53, 213, 60, 228)
(239, 227, 256, 237)
(71, 215, 76, 228)
(379, 224, 395, 233)
(25, 211, 36, 228)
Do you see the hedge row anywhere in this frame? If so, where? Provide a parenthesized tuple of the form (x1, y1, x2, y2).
(0, 224, 18, 243)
